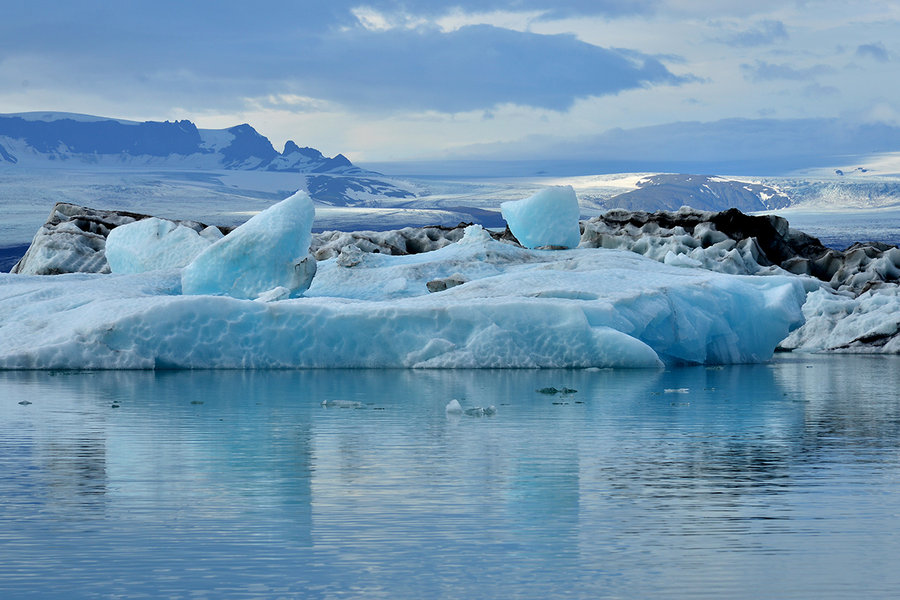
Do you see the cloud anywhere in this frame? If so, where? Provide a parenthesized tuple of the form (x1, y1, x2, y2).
(0, 0, 657, 49)
(359, 1, 659, 20)
(802, 83, 840, 98)
(856, 42, 890, 62)
(451, 117, 900, 173)
(291, 26, 690, 112)
(0, 3, 689, 115)
(713, 20, 788, 47)
(740, 61, 835, 82)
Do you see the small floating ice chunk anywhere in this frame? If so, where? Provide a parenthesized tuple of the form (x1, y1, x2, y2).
(445, 399, 463, 414)
(322, 400, 364, 409)
(537, 387, 577, 395)
(664, 388, 690, 394)
(464, 405, 497, 417)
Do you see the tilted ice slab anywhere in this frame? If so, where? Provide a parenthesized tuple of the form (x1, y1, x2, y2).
(182, 191, 316, 299)
(0, 226, 808, 369)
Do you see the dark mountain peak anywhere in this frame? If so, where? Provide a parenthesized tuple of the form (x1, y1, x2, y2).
(309, 153, 355, 173)
(0, 114, 204, 157)
(0, 112, 372, 175)
(331, 153, 352, 167)
(227, 123, 255, 134)
(221, 123, 277, 167)
(170, 119, 199, 135)
(282, 141, 325, 161)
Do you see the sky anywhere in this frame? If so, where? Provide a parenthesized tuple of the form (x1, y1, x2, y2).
(1, 0, 899, 165)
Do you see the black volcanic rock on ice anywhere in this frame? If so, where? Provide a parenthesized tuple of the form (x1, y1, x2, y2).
(581, 207, 900, 294)
(11, 202, 476, 275)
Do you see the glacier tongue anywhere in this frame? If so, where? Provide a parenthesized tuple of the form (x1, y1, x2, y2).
(0, 224, 807, 369)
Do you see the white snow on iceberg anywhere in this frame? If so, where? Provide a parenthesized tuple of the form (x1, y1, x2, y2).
(0, 224, 807, 369)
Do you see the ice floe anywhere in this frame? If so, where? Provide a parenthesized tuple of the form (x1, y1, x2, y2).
(0, 220, 808, 369)
(4, 191, 898, 368)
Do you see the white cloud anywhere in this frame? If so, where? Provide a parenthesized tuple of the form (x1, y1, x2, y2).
(350, 6, 429, 31)
(434, 8, 546, 33)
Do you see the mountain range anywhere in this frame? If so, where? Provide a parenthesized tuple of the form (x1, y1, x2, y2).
(0, 112, 418, 206)
(589, 174, 793, 212)
(0, 112, 363, 173)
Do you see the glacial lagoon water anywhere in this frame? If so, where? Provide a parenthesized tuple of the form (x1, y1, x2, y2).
(2, 355, 900, 599)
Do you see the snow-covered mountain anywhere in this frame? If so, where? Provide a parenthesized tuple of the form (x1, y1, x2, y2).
(595, 174, 792, 212)
(0, 112, 417, 206)
(0, 112, 363, 174)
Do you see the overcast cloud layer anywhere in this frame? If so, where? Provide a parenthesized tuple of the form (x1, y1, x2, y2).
(1, 1, 899, 165)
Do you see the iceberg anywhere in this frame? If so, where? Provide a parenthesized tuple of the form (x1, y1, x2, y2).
(181, 191, 316, 299)
(779, 286, 900, 353)
(0, 224, 807, 369)
(106, 217, 220, 274)
(500, 186, 581, 249)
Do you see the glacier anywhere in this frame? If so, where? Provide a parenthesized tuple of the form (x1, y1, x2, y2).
(0, 217, 808, 369)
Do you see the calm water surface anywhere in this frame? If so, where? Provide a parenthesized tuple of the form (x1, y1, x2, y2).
(2, 354, 900, 599)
